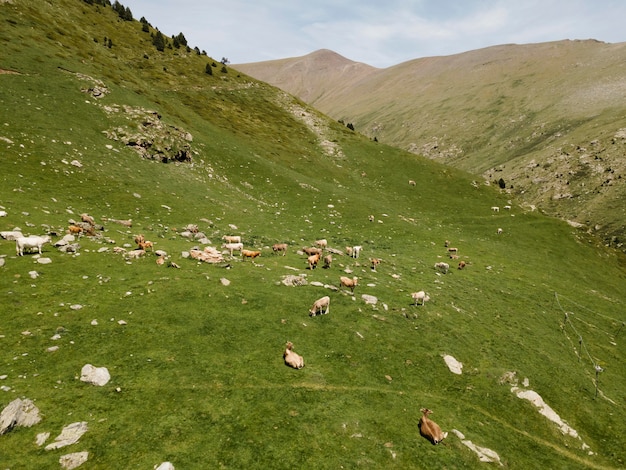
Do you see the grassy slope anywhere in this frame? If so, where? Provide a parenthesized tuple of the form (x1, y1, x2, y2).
(235, 42, 626, 253)
(0, 1, 625, 469)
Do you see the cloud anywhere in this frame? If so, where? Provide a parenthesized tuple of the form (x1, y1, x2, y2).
(122, 0, 626, 67)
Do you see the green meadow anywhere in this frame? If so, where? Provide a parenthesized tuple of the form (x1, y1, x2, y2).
(0, 1, 624, 468)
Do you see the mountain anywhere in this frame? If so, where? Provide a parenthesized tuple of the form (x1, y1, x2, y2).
(1, 1, 625, 469)
(235, 41, 626, 253)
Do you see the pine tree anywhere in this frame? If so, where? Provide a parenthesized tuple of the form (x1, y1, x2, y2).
(152, 31, 165, 52)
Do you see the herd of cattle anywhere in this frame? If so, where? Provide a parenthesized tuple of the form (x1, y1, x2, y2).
(1, 211, 476, 446)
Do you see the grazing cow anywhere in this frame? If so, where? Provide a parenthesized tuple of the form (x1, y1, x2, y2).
(491, 206, 500, 212)
(272, 243, 288, 255)
(80, 213, 95, 225)
(315, 239, 327, 249)
(303, 246, 322, 256)
(222, 235, 241, 244)
(309, 296, 330, 316)
(368, 215, 375, 222)
(307, 253, 321, 270)
(15, 235, 51, 256)
(283, 342, 304, 369)
(138, 240, 153, 251)
(418, 408, 448, 445)
(370, 258, 381, 271)
(322, 254, 333, 269)
(222, 242, 243, 256)
(458, 260, 466, 270)
(340, 276, 358, 293)
(68, 225, 83, 235)
(447, 247, 458, 256)
(434, 262, 449, 274)
(346, 245, 362, 258)
(241, 249, 261, 260)
(409, 180, 416, 186)
(411, 291, 430, 306)
(497, 228, 503, 235)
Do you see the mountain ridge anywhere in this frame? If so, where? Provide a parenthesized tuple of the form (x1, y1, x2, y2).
(234, 39, 626, 251)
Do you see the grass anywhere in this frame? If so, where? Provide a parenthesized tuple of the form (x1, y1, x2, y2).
(0, 1, 625, 469)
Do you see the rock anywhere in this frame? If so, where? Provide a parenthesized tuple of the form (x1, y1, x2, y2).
(29, 270, 39, 279)
(443, 354, 463, 375)
(80, 364, 110, 386)
(0, 258, 4, 268)
(155, 462, 175, 470)
(37, 257, 52, 264)
(281, 274, 308, 287)
(36, 432, 50, 446)
(0, 398, 42, 435)
(0, 398, 41, 435)
(362, 294, 378, 305)
(45, 422, 89, 450)
(60, 451, 89, 469)
(451, 429, 502, 465)
(220, 278, 230, 286)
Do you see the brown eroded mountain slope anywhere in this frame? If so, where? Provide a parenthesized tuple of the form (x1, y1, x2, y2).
(235, 41, 626, 251)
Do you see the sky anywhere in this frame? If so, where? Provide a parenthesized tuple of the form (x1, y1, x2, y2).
(120, 0, 626, 68)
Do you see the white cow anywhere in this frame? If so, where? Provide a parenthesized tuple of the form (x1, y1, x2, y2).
(16, 235, 51, 256)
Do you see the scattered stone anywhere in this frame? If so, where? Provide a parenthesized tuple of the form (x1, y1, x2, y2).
(511, 387, 580, 439)
(47, 346, 60, 353)
(45, 421, 89, 450)
(60, 451, 89, 469)
(29, 271, 39, 279)
(0, 398, 41, 435)
(362, 294, 378, 305)
(189, 246, 224, 263)
(154, 463, 175, 470)
(80, 364, 110, 386)
(443, 354, 463, 375)
(37, 258, 52, 264)
(281, 274, 307, 287)
(220, 278, 230, 286)
(499, 371, 518, 386)
(70, 304, 83, 310)
(452, 429, 503, 465)
(36, 431, 50, 446)
(90, 319, 98, 326)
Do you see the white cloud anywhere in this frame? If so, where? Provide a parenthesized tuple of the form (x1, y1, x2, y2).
(121, 0, 626, 67)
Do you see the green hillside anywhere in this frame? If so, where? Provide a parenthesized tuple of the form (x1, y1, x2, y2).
(235, 43, 626, 256)
(1, 1, 625, 469)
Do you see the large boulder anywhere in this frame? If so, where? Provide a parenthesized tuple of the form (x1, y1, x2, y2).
(60, 451, 89, 469)
(45, 422, 89, 450)
(80, 364, 110, 386)
(0, 398, 41, 435)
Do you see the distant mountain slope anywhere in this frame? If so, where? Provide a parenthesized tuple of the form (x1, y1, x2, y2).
(235, 40, 626, 251)
(236, 49, 378, 104)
